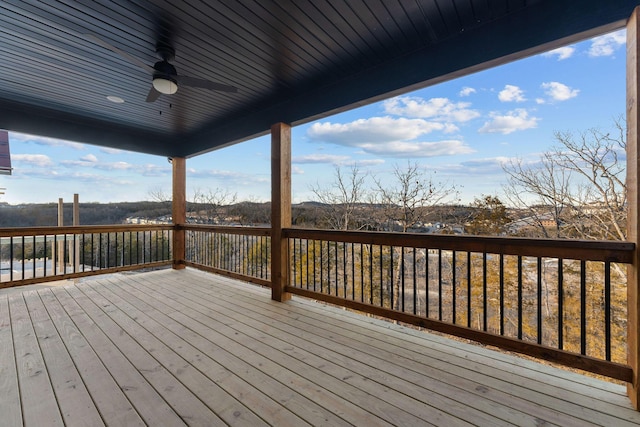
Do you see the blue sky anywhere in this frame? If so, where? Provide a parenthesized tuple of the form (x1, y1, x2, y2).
(1, 29, 626, 206)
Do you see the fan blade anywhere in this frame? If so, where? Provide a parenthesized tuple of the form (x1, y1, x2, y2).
(85, 34, 155, 74)
(146, 87, 161, 102)
(176, 75, 237, 93)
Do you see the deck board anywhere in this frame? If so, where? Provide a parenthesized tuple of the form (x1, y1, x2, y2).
(0, 294, 23, 426)
(3, 268, 640, 426)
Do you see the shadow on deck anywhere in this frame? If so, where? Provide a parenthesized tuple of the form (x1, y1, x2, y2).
(1, 268, 639, 426)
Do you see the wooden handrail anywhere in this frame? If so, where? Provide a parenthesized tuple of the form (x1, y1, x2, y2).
(0, 224, 173, 237)
(181, 224, 271, 236)
(284, 227, 635, 263)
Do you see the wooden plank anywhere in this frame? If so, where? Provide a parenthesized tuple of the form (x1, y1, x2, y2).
(627, 5, 640, 410)
(283, 228, 635, 263)
(181, 224, 271, 236)
(200, 272, 640, 425)
(37, 288, 146, 427)
(0, 224, 172, 237)
(143, 274, 530, 426)
(75, 281, 268, 427)
(103, 275, 366, 426)
(172, 157, 186, 270)
(93, 276, 312, 427)
(0, 294, 22, 426)
(49, 286, 187, 427)
(22, 290, 105, 426)
(110, 275, 456, 426)
(62, 284, 221, 426)
(285, 285, 632, 381)
(0, 261, 171, 290)
(159, 272, 601, 427)
(8, 292, 64, 426)
(271, 122, 292, 301)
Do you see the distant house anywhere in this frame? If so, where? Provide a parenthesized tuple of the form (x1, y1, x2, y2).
(506, 213, 560, 234)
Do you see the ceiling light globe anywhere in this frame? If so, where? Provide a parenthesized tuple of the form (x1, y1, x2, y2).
(152, 77, 178, 95)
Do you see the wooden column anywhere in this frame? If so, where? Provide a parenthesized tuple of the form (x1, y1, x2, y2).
(271, 122, 292, 302)
(628, 6, 640, 410)
(57, 198, 64, 273)
(73, 193, 80, 271)
(172, 157, 186, 270)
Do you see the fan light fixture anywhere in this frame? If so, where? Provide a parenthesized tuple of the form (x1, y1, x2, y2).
(152, 77, 178, 95)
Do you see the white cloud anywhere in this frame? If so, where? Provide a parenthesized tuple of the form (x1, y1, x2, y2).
(588, 29, 625, 57)
(352, 159, 385, 166)
(459, 87, 476, 97)
(358, 140, 475, 157)
(99, 147, 123, 154)
(478, 109, 539, 135)
(307, 116, 474, 158)
(541, 81, 579, 101)
(459, 157, 511, 172)
(383, 96, 480, 122)
(293, 154, 350, 164)
(542, 46, 575, 60)
(12, 154, 53, 167)
(292, 166, 305, 175)
(10, 133, 85, 150)
(80, 154, 98, 162)
(498, 85, 526, 102)
(308, 116, 446, 146)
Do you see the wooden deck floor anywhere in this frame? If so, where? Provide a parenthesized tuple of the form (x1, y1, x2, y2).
(2, 269, 640, 427)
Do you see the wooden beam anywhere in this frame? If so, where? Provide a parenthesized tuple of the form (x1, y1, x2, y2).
(627, 6, 640, 410)
(271, 123, 292, 302)
(172, 157, 186, 270)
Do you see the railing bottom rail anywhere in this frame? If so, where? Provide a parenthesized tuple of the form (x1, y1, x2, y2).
(0, 261, 172, 289)
(285, 285, 633, 382)
(186, 261, 271, 288)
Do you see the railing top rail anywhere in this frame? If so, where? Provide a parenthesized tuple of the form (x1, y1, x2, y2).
(284, 227, 635, 263)
(0, 224, 173, 237)
(181, 224, 271, 236)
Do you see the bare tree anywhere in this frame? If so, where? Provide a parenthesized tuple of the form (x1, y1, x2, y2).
(373, 161, 459, 311)
(373, 161, 458, 232)
(147, 185, 171, 203)
(191, 187, 237, 224)
(309, 164, 370, 230)
(503, 153, 572, 238)
(503, 117, 626, 240)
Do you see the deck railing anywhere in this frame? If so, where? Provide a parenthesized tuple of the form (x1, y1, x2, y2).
(283, 228, 634, 382)
(183, 224, 271, 287)
(0, 225, 173, 287)
(180, 224, 634, 380)
(2, 223, 635, 381)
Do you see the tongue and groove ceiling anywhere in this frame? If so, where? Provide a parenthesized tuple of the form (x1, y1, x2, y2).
(0, 0, 637, 157)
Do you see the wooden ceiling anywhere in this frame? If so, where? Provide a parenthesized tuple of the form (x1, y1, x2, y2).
(0, 1, 637, 158)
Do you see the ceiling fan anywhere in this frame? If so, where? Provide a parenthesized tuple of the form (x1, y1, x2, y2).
(86, 34, 238, 102)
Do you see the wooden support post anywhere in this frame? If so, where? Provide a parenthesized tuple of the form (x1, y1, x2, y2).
(73, 193, 80, 271)
(271, 122, 292, 302)
(628, 6, 640, 410)
(172, 157, 186, 270)
(57, 198, 64, 273)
